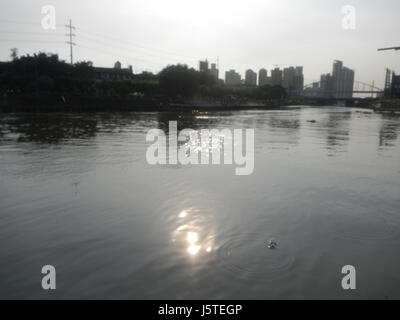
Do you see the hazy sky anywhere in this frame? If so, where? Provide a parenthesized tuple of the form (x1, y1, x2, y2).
(0, 0, 399, 87)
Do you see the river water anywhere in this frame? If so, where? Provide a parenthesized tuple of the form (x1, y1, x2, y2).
(0, 106, 400, 299)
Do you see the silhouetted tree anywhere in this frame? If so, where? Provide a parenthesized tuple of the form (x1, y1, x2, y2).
(159, 64, 199, 99)
(72, 61, 94, 80)
(0, 52, 99, 94)
(10, 48, 18, 61)
(270, 85, 287, 99)
(258, 85, 287, 100)
(37, 75, 55, 91)
(199, 70, 216, 88)
(0, 51, 287, 102)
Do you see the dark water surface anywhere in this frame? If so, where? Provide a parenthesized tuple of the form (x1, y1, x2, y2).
(1, 106, 400, 299)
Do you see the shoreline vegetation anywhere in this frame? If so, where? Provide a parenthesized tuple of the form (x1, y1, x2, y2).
(0, 52, 288, 113)
(1, 52, 399, 113)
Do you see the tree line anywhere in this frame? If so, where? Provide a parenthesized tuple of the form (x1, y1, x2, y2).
(0, 51, 286, 101)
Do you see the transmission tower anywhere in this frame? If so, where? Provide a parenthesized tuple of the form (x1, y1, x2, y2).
(65, 19, 76, 65)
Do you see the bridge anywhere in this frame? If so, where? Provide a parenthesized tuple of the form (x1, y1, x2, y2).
(303, 80, 383, 98)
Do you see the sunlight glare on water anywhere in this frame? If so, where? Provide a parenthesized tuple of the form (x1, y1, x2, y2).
(1, 107, 400, 299)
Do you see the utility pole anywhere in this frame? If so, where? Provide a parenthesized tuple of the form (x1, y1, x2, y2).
(65, 19, 76, 65)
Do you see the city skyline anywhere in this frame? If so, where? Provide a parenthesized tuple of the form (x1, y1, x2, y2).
(304, 60, 356, 98)
(0, 0, 399, 89)
(221, 64, 304, 91)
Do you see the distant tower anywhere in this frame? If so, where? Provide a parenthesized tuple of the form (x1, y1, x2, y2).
(225, 69, 241, 86)
(295, 66, 304, 94)
(259, 69, 268, 86)
(210, 63, 219, 80)
(245, 69, 257, 86)
(271, 67, 283, 86)
(332, 60, 354, 98)
(199, 59, 209, 72)
(114, 61, 122, 69)
(385, 68, 392, 90)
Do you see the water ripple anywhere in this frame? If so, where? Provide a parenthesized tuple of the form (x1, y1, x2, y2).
(215, 233, 295, 282)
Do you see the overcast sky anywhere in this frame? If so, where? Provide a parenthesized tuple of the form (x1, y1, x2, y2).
(0, 0, 399, 87)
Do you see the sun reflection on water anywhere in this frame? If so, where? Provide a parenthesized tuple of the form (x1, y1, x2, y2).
(177, 225, 187, 231)
(171, 207, 216, 257)
(179, 210, 188, 218)
(187, 231, 199, 243)
(188, 245, 201, 256)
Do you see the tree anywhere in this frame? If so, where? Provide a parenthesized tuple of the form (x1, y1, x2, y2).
(37, 75, 54, 91)
(258, 85, 287, 100)
(270, 85, 287, 99)
(158, 64, 199, 99)
(10, 48, 18, 61)
(72, 61, 94, 80)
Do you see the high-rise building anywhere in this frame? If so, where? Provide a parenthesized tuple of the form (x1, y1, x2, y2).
(225, 69, 241, 86)
(271, 68, 283, 86)
(294, 66, 304, 95)
(259, 69, 268, 86)
(282, 66, 304, 95)
(303, 82, 320, 97)
(320, 73, 334, 97)
(283, 67, 296, 91)
(392, 73, 400, 98)
(199, 59, 209, 72)
(245, 69, 257, 86)
(210, 63, 219, 80)
(332, 60, 355, 98)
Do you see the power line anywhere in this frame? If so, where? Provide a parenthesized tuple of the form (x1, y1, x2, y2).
(0, 19, 42, 26)
(76, 43, 169, 71)
(75, 27, 200, 61)
(76, 33, 197, 65)
(0, 19, 64, 28)
(0, 18, 208, 71)
(78, 32, 198, 63)
(0, 38, 64, 44)
(0, 19, 201, 61)
(0, 30, 64, 37)
(65, 19, 76, 65)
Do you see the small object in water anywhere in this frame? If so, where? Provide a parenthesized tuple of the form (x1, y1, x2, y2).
(307, 120, 317, 123)
(268, 239, 278, 249)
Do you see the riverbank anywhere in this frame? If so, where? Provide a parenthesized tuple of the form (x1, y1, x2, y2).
(347, 99, 400, 113)
(374, 100, 400, 113)
(2, 93, 399, 113)
(0, 94, 293, 112)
